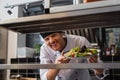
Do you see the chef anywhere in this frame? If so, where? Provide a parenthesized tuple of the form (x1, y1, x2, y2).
(40, 31, 108, 80)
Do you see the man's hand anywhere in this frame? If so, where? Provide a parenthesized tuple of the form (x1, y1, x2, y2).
(87, 55, 103, 74)
(88, 55, 98, 63)
(47, 52, 71, 80)
(55, 52, 71, 64)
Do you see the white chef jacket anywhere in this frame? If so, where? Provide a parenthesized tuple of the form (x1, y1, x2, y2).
(40, 34, 102, 80)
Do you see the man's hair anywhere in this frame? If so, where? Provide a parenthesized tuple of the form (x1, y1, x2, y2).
(40, 31, 64, 38)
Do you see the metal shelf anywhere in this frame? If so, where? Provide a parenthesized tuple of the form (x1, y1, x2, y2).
(0, 63, 120, 69)
(0, 0, 120, 33)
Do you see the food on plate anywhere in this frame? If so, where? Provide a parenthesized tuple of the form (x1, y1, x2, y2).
(64, 46, 98, 58)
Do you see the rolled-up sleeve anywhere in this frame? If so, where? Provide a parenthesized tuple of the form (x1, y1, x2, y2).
(95, 69, 109, 80)
(94, 58, 109, 80)
(88, 56, 109, 80)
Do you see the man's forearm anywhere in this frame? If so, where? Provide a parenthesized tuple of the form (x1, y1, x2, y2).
(46, 69, 60, 80)
(46, 53, 71, 80)
(94, 69, 103, 75)
(94, 69, 109, 80)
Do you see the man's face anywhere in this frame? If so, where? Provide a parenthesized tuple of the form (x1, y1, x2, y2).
(44, 32, 65, 51)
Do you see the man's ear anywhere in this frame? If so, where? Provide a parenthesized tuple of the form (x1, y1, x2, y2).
(60, 31, 66, 38)
(62, 34, 66, 38)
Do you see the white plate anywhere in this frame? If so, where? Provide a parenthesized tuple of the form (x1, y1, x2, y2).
(65, 54, 98, 59)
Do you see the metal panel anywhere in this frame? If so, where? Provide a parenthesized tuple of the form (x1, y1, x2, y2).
(0, 63, 120, 69)
(0, 11, 120, 33)
(4, 0, 43, 8)
(50, 0, 120, 13)
(0, 0, 120, 33)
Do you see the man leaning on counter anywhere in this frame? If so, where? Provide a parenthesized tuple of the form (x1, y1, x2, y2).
(39, 31, 108, 80)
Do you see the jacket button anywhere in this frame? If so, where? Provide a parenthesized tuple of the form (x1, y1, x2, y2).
(59, 77, 62, 80)
(75, 72, 78, 74)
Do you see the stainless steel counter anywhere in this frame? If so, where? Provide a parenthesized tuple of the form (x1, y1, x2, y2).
(0, 63, 120, 69)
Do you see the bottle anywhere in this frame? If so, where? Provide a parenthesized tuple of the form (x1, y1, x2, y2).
(115, 38, 120, 55)
(106, 48, 110, 56)
(110, 44, 115, 56)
